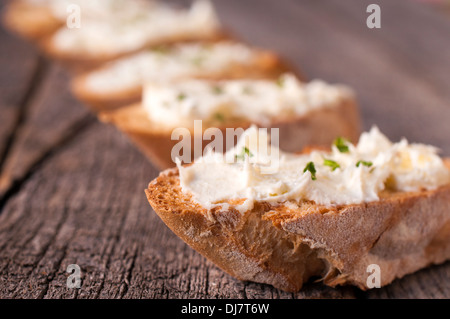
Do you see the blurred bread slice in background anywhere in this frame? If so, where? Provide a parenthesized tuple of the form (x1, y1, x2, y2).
(40, 0, 228, 71)
(100, 75, 360, 169)
(72, 41, 298, 111)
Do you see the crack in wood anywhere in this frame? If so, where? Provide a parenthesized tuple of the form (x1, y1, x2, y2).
(0, 56, 48, 178)
(93, 208, 131, 299)
(0, 203, 71, 298)
(29, 206, 71, 298)
(0, 114, 95, 213)
(119, 244, 138, 299)
(1, 0, 449, 299)
(38, 246, 68, 299)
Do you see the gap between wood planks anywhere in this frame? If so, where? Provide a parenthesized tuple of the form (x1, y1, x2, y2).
(0, 58, 96, 213)
(0, 0, 448, 299)
(0, 56, 47, 177)
(0, 114, 95, 213)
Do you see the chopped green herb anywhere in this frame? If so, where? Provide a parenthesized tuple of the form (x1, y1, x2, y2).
(356, 160, 373, 168)
(276, 76, 285, 88)
(151, 45, 168, 54)
(192, 56, 205, 67)
(323, 159, 340, 171)
(177, 93, 186, 101)
(334, 137, 350, 153)
(303, 161, 317, 180)
(125, 12, 149, 24)
(214, 113, 225, 122)
(201, 43, 213, 51)
(235, 146, 253, 161)
(212, 85, 224, 95)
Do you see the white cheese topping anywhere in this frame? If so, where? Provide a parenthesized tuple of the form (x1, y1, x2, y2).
(22, 0, 47, 6)
(143, 74, 353, 128)
(178, 126, 450, 212)
(25, 0, 155, 20)
(84, 42, 261, 93)
(51, 0, 220, 55)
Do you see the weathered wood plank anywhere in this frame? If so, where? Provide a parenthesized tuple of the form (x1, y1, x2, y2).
(214, 0, 450, 154)
(323, 0, 450, 150)
(226, 0, 450, 298)
(0, 7, 41, 179)
(0, 63, 92, 200)
(330, 0, 450, 100)
(366, 262, 450, 299)
(0, 0, 449, 299)
(0, 122, 356, 299)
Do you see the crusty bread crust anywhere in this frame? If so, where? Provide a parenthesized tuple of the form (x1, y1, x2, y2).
(2, 1, 62, 41)
(145, 161, 450, 292)
(99, 97, 360, 170)
(72, 47, 299, 111)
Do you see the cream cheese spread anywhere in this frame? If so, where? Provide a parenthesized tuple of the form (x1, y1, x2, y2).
(143, 74, 353, 128)
(51, 0, 220, 55)
(84, 42, 262, 93)
(178, 126, 450, 212)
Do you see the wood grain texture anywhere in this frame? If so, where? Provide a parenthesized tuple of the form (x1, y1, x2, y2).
(0, 0, 449, 298)
(213, 0, 450, 154)
(0, 122, 355, 299)
(0, 63, 92, 199)
(0, 13, 41, 181)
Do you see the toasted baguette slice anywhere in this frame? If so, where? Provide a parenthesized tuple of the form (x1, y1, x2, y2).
(99, 95, 360, 170)
(72, 44, 297, 111)
(41, 31, 231, 74)
(39, 0, 227, 70)
(2, 1, 62, 41)
(146, 160, 450, 292)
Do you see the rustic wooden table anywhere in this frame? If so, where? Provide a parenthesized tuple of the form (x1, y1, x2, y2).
(0, 0, 449, 299)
